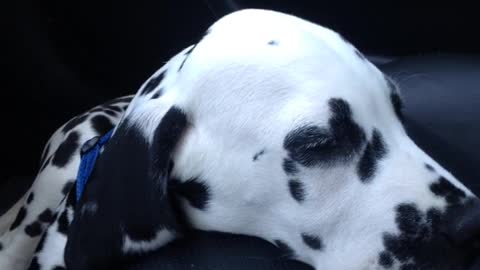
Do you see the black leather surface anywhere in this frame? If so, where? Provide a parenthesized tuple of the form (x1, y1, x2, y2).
(120, 231, 313, 270)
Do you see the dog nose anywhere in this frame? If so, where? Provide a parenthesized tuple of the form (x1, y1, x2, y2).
(447, 199, 480, 247)
(445, 199, 480, 269)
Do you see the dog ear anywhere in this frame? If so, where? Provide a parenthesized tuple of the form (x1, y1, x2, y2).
(65, 106, 188, 270)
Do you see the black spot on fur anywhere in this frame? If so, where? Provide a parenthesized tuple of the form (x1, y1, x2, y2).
(284, 125, 332, 166)
(66, 185, 77, 208)
(40, 143, 50, 168)
(57, 210, 69, 235)
(35, 233, 47, 252)
(396, 204, 423, 239)
(289, 179, 305, 202)
(425, 163, 435, 171)
(90, 115, 114, 136)
(10, 207, 27, 231)
(178, 45, 196, 72)
(28, 257, 40, 270)
(62, 181, 75, 196)
(140, 72, 164, 96)
(151, 90, 162, 99)
(390, 92, 404, 121)
(52, 267, 66, 270)
(301, 233, 323, 250)
(274, 240, 295, 257)
(39, 209, 55, 223)
(327, 98, 366, 156)
(40, 156, 52, 172)
(170, 178, 210, 210)
(25, 221, 42, 237)
(426, 208, 442, 226)
(379, 251, 394, 268)
(357, 129, 387, 183)
(27, 193, 34, 204)
(62, 115, 89, 134)
(0, 242, 3, 251)
(283, 158, 299, 175)
(284, 98, 366, 167)
(430, 177, 466, 205)
(386, 77, 405, 121)
(253, 149, 265, 161)
(268, 40, 279, 46)
(52, 132, 79, 168)
(381, 202, 472, 269)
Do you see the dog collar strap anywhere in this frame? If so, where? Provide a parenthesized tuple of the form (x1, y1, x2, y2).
(76, 129, 114, 201)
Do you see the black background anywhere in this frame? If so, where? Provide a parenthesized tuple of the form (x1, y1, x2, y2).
(3, 0, 480, 183)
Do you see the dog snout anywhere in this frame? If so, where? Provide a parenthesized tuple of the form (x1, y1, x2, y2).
(442, 198, 480, 269)
(445, 198, 480, 269)
(447, 199, 480, 247)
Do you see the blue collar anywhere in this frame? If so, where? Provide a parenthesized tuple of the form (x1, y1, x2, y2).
(76, 129, 114, 201)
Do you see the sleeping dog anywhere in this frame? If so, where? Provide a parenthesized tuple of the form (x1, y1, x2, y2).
(0, 9, 479, 270)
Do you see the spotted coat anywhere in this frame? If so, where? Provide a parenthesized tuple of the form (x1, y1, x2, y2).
(0, 9, 478, 270)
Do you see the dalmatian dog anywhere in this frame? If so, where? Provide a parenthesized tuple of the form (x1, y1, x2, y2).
(0, 9, 479, 270)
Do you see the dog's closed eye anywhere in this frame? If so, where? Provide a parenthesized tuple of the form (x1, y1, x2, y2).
(284, 125, 337, 167)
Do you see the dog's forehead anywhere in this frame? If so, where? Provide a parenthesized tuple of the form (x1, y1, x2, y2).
(178, 9, 384, 95)
(127, 10, 395, 132)
(162, 10, 393, 133)
(167, 10, 473, 201)
(124, 9, 467, 197)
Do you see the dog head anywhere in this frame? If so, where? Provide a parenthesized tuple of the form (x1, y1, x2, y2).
(67, 9, 480, 270)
